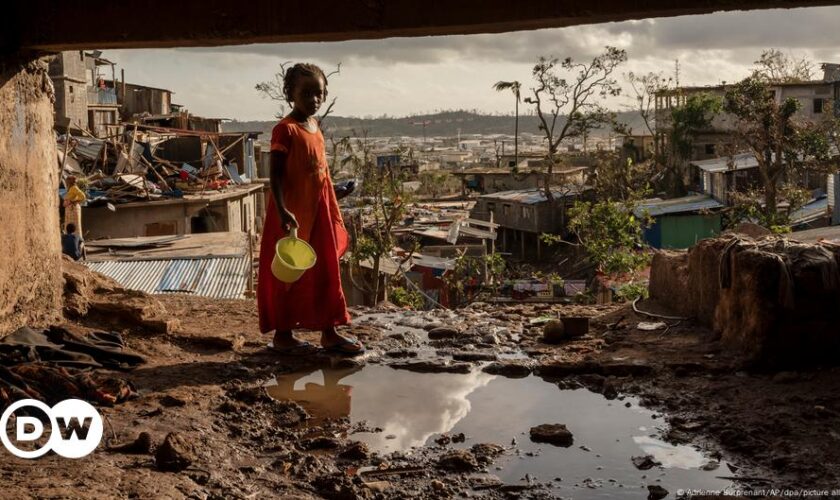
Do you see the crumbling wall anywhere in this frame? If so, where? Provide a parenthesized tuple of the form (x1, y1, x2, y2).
(0, 56, 62, 335)
(651, 235, 840, 366)
(648, 238, 726, 325)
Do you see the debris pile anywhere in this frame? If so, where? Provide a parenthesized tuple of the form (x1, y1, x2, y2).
(57, 125, 255, 207)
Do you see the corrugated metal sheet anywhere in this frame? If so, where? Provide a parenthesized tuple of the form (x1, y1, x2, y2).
(479, 186, 589, 205)
(86, 257, 249, 300)
(790, 197, 829, 226)
(691, 153, 759, 173)
(72, 138, 105, 161)
(634, 195, 724, 217)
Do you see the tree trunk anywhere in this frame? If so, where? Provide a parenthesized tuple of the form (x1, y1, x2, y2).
(372, 256, 382, 306)
(514, 99, 519, 169)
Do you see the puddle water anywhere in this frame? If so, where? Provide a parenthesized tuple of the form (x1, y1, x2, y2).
(266, 364, 734, 497)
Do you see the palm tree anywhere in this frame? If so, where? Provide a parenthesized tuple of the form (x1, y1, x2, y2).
(493, 80, 521, 170)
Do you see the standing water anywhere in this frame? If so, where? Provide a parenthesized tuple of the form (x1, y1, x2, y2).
(267, 364, 734, 498)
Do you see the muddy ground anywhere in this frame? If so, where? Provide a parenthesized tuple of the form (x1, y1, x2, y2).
(1, 292, 838, 499)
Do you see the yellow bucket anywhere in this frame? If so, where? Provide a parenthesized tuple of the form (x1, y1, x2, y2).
(271, 227, 317, 283)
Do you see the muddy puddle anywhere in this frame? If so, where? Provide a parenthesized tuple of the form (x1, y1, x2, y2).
(266, 364, 735, 498)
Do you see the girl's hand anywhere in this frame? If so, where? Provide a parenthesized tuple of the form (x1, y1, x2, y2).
(279, 207, 298, 232)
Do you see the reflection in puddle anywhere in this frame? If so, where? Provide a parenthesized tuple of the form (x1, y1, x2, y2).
(267, 365, 734, 497)
(267, 365, 494, 452)
(633, 435, 707, 469)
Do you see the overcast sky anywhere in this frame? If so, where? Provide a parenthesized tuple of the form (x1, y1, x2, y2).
(105, 6, 840, 121)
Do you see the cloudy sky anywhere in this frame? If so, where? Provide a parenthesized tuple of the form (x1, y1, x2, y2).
(105, 6, 840, 121)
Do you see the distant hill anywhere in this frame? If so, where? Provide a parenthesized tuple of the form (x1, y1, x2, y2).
(223, 109, 647, 140)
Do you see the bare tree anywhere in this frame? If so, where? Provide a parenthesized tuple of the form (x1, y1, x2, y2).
(345, 131, 414, 304)
(752, 49, 814, 84)
(724, 77, 829, 228)
(521, 47, 627, 201)
(625, 71, 672, 160)
(492, 80, 521, 169)
(255, 61, 342, 126)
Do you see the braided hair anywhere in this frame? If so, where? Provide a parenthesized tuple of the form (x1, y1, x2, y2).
(282, 63, 328, 105)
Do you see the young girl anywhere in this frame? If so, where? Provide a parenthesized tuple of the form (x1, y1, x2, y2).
(257, 63, 364, 356)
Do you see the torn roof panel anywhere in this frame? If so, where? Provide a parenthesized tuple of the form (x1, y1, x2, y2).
(478, 186, 590, 205)
(634, 195, 724, 217)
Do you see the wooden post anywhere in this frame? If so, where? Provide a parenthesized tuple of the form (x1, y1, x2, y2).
(520, 230, 525, 259)
(59, 131, 70, 174)
(489, 211, 495, 256)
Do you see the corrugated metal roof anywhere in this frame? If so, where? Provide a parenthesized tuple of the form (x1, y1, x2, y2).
(86, 256, 249, 300)
(72, 138, 105, 161)
(479, 186, 589, 205)
(691, 153, 760, 173)
(412, 254, 455, 271)
(634, 195, 724, 217)
(791, 197, 829, 225)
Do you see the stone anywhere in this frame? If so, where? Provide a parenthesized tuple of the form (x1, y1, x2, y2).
(435, 435, 451, 446)
(428, 327, 459, 339)
(483, 361, 531, 378)
(159, 395, 188, 407)
(392, 360, 472, 374)
(363, 480, 391, 492)
(542, 320, 565, 343)
(602, 380, 619, 400)
(632, 455, 662, 470)
(301, 436, 341, 450)
(471, 443, 505, 464)
(482, 333, 499, 345)
(647, 484, 669, 500)
(437, 449, 479, 471)
(107, 431, 153, 454)
(339, 441, 370, 460)
(453, 351, 498, 362)
(155, 432, 197, 472)
(529, 424, 574, 447)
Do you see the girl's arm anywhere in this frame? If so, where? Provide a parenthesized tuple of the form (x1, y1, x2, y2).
(269, 150, 298, 230)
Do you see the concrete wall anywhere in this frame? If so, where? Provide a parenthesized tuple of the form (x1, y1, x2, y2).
(0, 56, 62, 334)
(82, 191, 260, 240)
(47, 52, 87, 130)
(83, 202, 202, 239)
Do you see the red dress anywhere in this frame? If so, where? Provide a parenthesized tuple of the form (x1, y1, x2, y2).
(257, 117, 351, 333)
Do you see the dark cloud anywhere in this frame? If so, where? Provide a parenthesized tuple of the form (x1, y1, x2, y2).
(178, 6, 840, 66)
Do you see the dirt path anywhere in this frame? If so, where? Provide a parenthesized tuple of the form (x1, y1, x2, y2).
(1, 295, 837, 499)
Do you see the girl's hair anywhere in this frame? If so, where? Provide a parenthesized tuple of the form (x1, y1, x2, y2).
(283, 63, 328, 105)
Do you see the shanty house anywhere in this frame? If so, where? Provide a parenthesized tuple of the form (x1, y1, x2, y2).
(635, 195, 724, 249)
(81, 184, 262, 240)
(48, 51, 121, 137)
(690, 153, 762, 204)
(471, 186, 591, 259)
(453, 167, 588, 195)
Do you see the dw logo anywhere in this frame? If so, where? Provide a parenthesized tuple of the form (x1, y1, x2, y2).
(0, 399, 103, 459)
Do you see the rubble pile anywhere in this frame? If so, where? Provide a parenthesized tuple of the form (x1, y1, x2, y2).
(57, 126, 252, 206)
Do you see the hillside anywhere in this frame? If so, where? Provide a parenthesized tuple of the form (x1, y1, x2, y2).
(223, 110, 646, 139)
